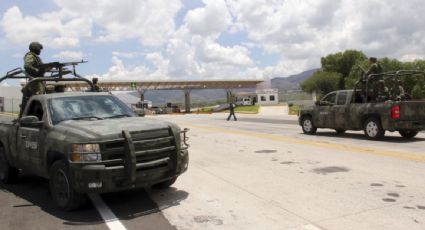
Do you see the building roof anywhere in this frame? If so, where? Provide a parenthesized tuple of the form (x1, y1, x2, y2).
(65, 79, 263, 91)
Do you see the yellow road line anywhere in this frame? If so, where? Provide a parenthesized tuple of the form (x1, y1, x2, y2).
(0, 112, 18, 117)
(182, 123, 425, 163)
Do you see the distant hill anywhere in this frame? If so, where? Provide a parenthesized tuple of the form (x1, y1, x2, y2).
(271, 68, 319, 92)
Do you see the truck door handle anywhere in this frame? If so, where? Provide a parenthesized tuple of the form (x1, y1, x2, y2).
(20, 134, 27, 139)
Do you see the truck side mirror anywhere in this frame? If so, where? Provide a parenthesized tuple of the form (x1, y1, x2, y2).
(20, 115, 44, 128)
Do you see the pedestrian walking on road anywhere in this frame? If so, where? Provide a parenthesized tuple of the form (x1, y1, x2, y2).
(227, 103, 237, 121)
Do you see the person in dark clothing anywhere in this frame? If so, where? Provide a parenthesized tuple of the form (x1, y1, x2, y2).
(364, 57, 383, 80)
(92, 77, 101, 92)
(227, 103, 237, 121)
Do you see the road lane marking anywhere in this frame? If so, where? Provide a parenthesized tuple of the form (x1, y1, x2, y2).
(89, 194, 127, 230)
(0, 112, 17, 117)
(183, 123, 425, 163)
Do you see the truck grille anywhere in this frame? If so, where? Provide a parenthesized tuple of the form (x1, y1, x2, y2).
(101, 128, 176, 171)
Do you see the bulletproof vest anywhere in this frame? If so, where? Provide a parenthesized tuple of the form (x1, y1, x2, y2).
(24, 52, 44, 77)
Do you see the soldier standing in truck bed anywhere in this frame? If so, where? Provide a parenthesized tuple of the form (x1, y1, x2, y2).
(364, 57, 383, 79)
(20, 41, 46, 117)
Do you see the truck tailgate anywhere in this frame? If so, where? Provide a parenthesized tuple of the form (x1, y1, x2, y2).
(399, 101, 425, 121)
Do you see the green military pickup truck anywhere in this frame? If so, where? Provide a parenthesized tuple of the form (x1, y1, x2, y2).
(299, 71, 425, 140)
(0, 65, 189, 210)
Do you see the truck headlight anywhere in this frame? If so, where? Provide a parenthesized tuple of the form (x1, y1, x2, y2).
(72, 144, 102, 162)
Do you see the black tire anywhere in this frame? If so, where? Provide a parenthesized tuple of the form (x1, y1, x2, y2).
(49, 160, 87, 211)
(301, 116, 317, 134)
(152, 178, 177, 189)
(399, 130, 418, 138)
(335, 129, 346, 134)
(0, 146, 19, 184)
(363, 117, 385, 140)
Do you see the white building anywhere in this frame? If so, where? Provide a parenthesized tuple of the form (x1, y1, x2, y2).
(256, 88, 279, 105)
(0, 86, 22, 113)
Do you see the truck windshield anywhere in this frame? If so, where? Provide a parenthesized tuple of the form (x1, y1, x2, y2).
(48, 95, 135, 125)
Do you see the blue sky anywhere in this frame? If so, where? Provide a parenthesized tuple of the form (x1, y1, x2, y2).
(1, 0, 425, 86)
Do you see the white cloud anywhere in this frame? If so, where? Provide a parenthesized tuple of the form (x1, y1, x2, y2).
(112, 51, 144, 59)
(0, 6, 92, 49)
(52, 51, 84, 61)
(53, 0, 182, 46)
(184, 0, 232, 38)
(3, 0, 425, 81)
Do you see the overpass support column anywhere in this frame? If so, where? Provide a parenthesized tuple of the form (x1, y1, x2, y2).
(184, 89, 191, 113)
(226, 89, 234, 103)
(137, 89, 145, 101)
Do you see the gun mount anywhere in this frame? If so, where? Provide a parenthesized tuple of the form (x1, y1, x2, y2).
(0, 60, 94, 92)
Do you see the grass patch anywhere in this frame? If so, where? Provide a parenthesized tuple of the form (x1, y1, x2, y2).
(288, 104, 300, 115)
(234, 105, 259, 113)
(197, 107, 214, 113)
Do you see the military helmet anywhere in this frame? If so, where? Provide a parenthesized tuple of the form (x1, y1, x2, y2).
(29, 41, 43, 52)
(369, 57, 378, 63)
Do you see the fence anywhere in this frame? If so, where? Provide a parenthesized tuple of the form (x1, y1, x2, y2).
(278, 91, 313, 102)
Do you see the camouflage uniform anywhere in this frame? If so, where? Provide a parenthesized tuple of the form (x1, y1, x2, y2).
(24, 51, 45, 94)
(20, 42, 45, 117)
(376, 81, 390, 102)
(364, 57, 384, 100)
(365, 62, 383, 78)
(393, 81, 405, 100)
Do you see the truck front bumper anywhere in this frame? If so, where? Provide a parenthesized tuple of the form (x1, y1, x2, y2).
(69, 149, 188, 193)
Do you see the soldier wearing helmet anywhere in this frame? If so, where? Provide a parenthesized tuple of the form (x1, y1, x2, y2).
(20, 41, 46, 117)
(92, 77, 101, 92)
(24, 42, 44, 78)
(364, 57, 383, 79)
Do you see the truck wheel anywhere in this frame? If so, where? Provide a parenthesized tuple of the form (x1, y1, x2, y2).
(0, 146, 19, 184)
(399, 130, 418, 138)
(301, 116, 317, 134)
(152, 178, 177, 189)
(363, 118, 385, 140)
(335, 129, 346, 134)
(49, 160, 87, 211)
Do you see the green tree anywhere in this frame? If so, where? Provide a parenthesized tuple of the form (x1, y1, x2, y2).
(411, 82, 425, 99)
(321, 50, 366, 89)
(301, 71, 341, 98)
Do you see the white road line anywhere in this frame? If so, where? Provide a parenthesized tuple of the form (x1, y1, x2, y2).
(302, 224, 323, 230)
(89, 194, 127, 230)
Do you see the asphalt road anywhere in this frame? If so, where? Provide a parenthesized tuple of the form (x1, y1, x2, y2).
(1, 113, 425, 230)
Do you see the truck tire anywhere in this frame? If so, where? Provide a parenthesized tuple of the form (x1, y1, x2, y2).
(301, 116, 317, 134)
(152, 178, 177, 189)
(335, 129, 346, 134)
(49, 160, 87, 211)
(399, 130, 418, 138)
(0, 146, 19, 184)
(363, 118, 385, 140)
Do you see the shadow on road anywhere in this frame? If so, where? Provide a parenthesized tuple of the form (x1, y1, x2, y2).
(308, 131, 425, 143)
(0, 173, 189, 226)
(101, 187, 189, 220)
(0, 174, 102, 226)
